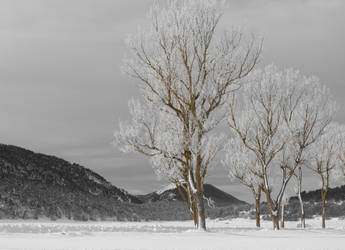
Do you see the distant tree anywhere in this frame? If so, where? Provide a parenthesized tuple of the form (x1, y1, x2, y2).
(223, 136, 263, 228)
(307, 123, 343, 228)
(114, 0, 261, 230)
(336, 125, 345, 182)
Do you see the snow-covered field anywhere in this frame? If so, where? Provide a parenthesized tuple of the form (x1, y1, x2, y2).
(0, 218, 344, 250)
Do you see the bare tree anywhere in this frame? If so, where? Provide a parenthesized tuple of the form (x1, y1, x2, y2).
(228, 65, 291, 230)
(282, 74, 336, 228)
(114, 0, 261, 231)
(336, 125, 345, 182)
(227, 65, 336, 230)
(223, 136, 263, 227)
(307, 124, 343, 228)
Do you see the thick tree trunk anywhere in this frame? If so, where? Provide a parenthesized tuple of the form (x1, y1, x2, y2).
(195, 193, 206, 231)
(272, 208, 279, 230)
(176, 183, 199, 226)
(255, 198, 260, 228)
(264, 190, 279, 230)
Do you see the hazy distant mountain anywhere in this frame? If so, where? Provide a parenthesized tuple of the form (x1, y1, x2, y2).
(0, 144, 141, 220)
(137, 183, 248, 207)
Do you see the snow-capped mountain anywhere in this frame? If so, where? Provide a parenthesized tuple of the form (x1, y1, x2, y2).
(136, 183, 248, 207)
(0, 144, 142, 220)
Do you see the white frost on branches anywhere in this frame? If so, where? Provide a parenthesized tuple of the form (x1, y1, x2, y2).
(114, 0, 261, 230)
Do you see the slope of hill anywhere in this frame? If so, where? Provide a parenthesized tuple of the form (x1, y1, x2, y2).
(0, 144, 141, 220)
(137, 183, 248, 207)
(289, 185, 345, 203)
(279, 185, 345, 220)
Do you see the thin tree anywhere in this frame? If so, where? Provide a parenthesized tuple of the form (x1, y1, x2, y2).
(282, 74, 336, 228)
(228, 65, 292, 230)
(279, 194, 288, 228)
(223, 136, 263, 228)
(307, 123, 342, 228)
(336, 125, 345, 181)
(114, 0, 261, 230)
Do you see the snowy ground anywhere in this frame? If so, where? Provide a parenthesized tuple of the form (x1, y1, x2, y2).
(0, 218, 344, 250)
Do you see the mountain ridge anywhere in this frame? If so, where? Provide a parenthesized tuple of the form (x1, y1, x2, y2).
(0, 143, 142, 220)
(3, 143, 344, 221)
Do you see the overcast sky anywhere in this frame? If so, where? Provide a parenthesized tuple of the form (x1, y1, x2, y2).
(1, 0, 344, 202)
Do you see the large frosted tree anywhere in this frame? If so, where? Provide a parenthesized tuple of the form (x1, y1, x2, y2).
(114, 0, 260, 230)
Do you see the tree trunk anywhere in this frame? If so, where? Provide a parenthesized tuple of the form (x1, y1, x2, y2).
(297, 167, 305, 229)
(176, 183, 199, 226)
(272, 208, 279, 230)
(320, 177, 328, 229)
(255, 198, 260, 228)
(297, 191, 305, 228)
(192, 200, 198, 227)
(264, 190, 279, 230)
(321, 197, 326, 229)
(195, 193, 206, 231)
(321, 187, 327, 229)
(280, 200, 285, 229)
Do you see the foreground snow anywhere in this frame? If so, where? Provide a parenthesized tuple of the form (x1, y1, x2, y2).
(0, 218, 344, 250)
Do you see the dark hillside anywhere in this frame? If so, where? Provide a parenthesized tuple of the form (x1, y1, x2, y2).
(289, 185, 345, 203)
(0, 144, 141, 220)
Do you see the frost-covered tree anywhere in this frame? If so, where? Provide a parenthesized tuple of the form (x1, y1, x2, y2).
(228, 65, 291, 230)
(223, 136, 263, 228)
(228, 65, 337, 229)
(336, 126, 345, 181)
(114, 0, 260, 230)
(282, 74, 336, 228)
(307, 123, 343, 228)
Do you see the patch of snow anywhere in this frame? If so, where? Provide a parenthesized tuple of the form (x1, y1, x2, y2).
(0, 218, 345, 250)
(87, 174, 106, 185)
(156, 183, 177, 195)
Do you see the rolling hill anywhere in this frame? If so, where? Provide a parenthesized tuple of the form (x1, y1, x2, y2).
(0, 144, 141, 220)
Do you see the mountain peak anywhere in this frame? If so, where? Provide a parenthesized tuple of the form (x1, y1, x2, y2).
(137, 183, 247, 207)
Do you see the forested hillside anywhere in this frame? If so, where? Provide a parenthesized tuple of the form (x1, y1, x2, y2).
(0, 144, 141, 220)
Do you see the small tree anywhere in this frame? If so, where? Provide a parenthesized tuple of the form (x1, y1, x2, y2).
(114, 0, 261, 230)
(307, 123, 343, 228)
(223, 136, 263, 228)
